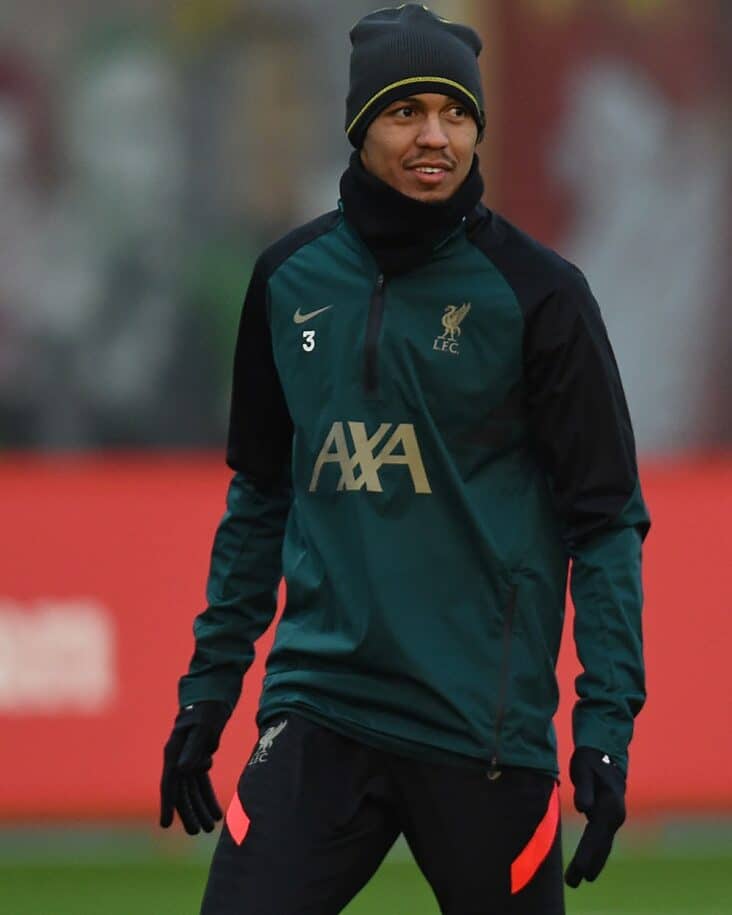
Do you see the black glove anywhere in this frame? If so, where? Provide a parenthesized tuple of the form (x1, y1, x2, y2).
(565, 747, 626, 888)
(160, 700, 230, 835)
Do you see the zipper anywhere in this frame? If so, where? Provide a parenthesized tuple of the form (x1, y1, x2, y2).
(487, 584, 518, 781)
(363, 273, 385, 394)
(435, 215, 468, 251)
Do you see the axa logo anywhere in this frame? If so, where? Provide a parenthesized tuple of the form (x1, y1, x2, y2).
(433, 302, 471, 355)
(309, 421, 431, 494)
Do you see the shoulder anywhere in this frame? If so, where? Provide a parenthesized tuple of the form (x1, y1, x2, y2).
(467, 205, 590, 317)
(256, 210, 342, 281)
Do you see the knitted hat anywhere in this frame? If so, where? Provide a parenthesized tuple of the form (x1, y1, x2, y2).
(345, 4, 485, 148)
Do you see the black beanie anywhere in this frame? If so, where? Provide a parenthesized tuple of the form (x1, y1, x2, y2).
(346, 4, 485, 149)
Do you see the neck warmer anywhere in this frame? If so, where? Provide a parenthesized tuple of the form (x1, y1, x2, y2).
(339, 151, 484, 276)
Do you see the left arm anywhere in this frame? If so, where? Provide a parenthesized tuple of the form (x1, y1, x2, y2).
(523, 266, 650, 769)
(522, 266, 650, 886)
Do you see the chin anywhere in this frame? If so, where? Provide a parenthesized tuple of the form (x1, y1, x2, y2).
(393, 179, 447, 202)
(409, 187, 453, 203)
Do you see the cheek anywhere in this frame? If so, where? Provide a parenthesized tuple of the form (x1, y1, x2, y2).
(363, 134, 402, 174)
(380, 149, 411, 183)
(454, 131, 477, 168)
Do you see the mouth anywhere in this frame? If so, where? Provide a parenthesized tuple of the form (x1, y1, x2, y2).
(408, 164, 453, 187)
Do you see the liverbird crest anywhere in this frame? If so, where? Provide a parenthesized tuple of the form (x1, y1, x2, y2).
(439, 302, 471, 341)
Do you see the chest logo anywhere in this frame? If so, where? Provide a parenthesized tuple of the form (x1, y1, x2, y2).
(294, 305, 332, 324)
(433, 302, 471, 355)
(309, 421, 431, 494)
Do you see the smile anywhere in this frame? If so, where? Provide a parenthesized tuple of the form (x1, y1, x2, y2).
(410, 166, 451, 186)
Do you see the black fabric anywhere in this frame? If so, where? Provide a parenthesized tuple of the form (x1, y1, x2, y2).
(565, 747, 627, 887)
(466, 205, 647, 548)
(201, 713, 565, 915)
(340, 150, 484, 276)
(346, 4, 485, 147)
(160, 700, 230, 835)
(226, 210, 340, 481)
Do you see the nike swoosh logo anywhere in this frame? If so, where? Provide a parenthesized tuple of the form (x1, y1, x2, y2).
(293, 305, 333, 324)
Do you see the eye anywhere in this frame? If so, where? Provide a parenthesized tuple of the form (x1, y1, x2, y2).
(448, 105, 467, 119)
(390, 105, 415, 118)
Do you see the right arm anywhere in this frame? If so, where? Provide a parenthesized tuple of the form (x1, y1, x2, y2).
(178, 255, 293, 712)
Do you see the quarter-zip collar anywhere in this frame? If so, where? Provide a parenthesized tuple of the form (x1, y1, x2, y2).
(339, 151, 484, 277)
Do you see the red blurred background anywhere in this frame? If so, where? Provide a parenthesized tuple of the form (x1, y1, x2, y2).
(1, 455, 730, 819)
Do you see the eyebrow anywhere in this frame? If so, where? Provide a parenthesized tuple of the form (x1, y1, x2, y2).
(386, 96, 463, 109)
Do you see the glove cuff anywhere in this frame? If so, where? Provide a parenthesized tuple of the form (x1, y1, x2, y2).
(572, 746, 626, 782)
(173, 699, 231, 735)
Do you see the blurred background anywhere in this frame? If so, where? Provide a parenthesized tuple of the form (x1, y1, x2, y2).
(1, 1, 730, 913)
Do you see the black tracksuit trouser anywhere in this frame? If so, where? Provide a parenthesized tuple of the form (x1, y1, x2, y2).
(200, 713, 565, 915)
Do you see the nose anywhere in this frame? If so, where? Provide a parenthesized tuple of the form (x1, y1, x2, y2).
(416, 113, 449, 149)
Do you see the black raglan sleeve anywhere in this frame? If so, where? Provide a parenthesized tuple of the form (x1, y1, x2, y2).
(226, 256, 294, 481)
(178, 256, 293, 710)
(522, 264, 650, 771)
(522, 266, 643, 543)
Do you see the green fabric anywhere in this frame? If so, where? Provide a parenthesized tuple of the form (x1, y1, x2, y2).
(179, 473, 290, 711)
(180, 216, 648, 775)
(571, 483, 649, 773)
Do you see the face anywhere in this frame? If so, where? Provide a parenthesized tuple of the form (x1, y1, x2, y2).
(360, 93, 479, 202)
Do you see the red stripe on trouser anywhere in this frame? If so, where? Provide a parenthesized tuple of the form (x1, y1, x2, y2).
(225, 792, 250, 846)
(510, 782, 560, 894)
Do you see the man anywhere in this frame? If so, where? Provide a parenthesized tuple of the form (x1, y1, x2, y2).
(160, 6, 650, 914)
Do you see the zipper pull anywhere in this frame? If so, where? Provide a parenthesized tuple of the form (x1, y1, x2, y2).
(487, 755, 502, 781)
(376, 273, 384, 290)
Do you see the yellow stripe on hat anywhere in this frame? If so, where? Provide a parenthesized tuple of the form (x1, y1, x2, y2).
(346, 76, 481, 137)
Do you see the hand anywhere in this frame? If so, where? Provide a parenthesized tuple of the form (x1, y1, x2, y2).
(160, 700, 230, 835)
(565, 747, 626, 887)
